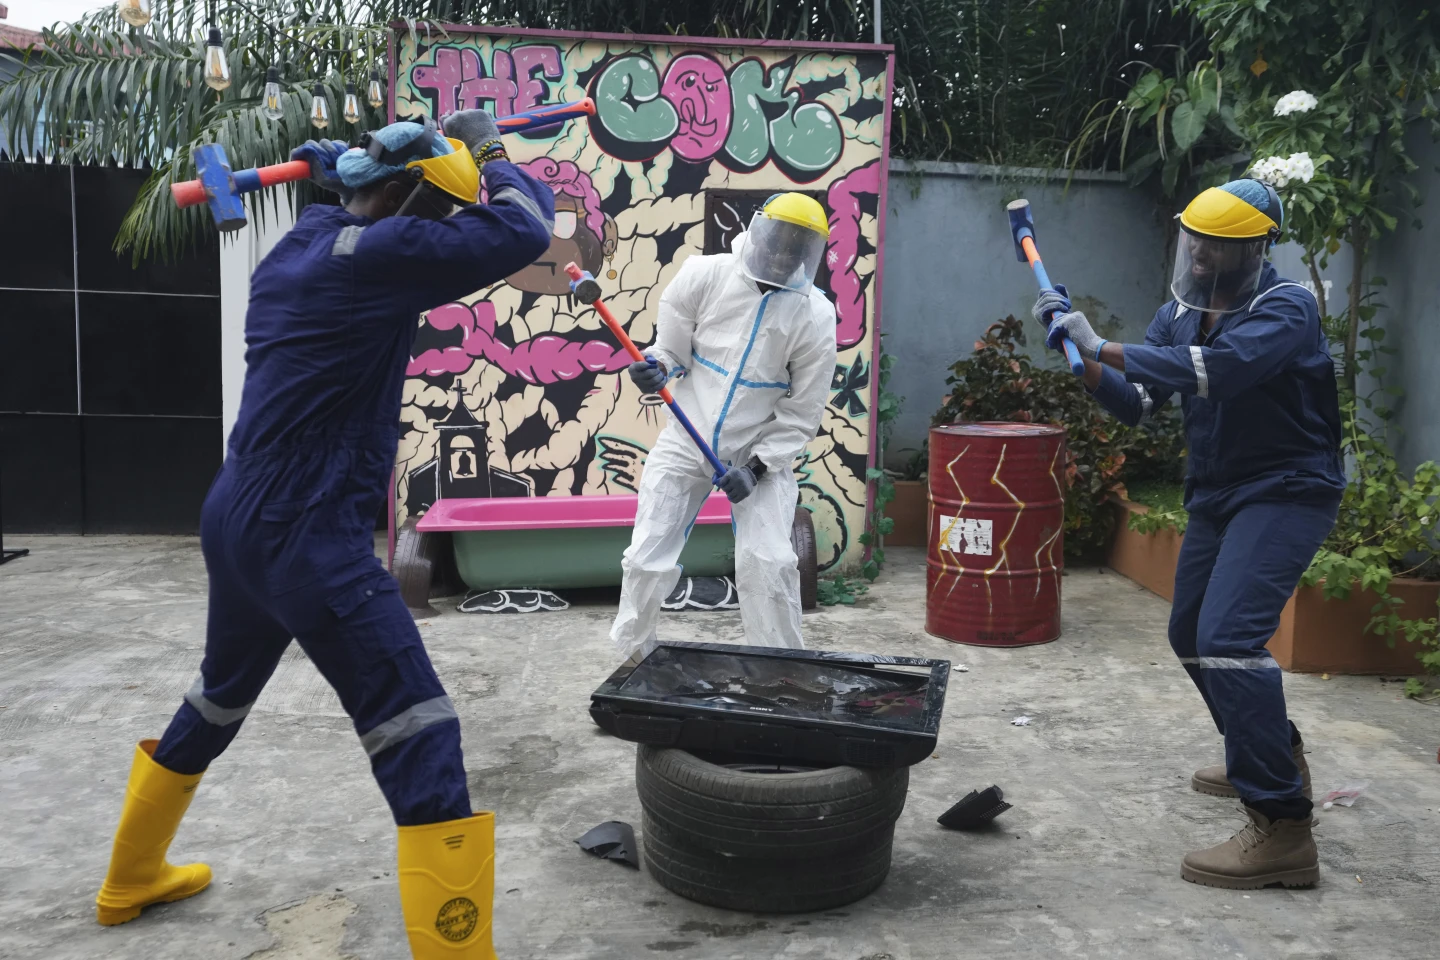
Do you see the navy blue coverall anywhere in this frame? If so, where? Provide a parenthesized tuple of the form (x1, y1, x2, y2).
(152, 161, 555, 825)
(1088, 264, 1344, 817)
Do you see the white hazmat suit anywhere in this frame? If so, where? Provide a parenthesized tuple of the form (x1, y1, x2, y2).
(611, 231, 838, 658)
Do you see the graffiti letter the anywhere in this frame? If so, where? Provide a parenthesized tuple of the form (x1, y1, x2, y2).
(590, 55, 679, 162)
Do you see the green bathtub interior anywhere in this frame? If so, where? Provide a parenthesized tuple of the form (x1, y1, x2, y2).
(452, 523, 737, 590)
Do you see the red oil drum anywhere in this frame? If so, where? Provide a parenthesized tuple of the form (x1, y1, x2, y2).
(926, 422, 1067, 647)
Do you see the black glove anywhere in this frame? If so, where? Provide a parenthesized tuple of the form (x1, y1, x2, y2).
(628, 356, 667, 394)
(440, 108, 504, 161)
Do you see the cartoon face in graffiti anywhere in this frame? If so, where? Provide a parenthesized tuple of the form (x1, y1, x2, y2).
(661, 54, 732, 162)
(506, 158, 620, 296)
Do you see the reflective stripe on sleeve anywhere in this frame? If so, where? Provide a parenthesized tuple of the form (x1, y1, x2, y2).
(330, 225, 366, 256)
(491, 187, 555, 233)
(1189, 345, 1210, 398)
(1134, 384, 1154, 421)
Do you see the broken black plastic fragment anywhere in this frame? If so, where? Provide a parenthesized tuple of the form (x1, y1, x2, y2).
(575, 820, 639, 869)
(938, 786, 1012, 829)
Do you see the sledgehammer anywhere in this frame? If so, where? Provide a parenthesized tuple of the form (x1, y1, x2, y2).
(565, 262, 728, 485)
(1007, 199, 1086, 375)
(172, 97, 597, 232)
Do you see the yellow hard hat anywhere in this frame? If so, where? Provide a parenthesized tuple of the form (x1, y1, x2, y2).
(405, 137, 479, 205)
(1180, 183, 1281, 240)
(762, 192, 829, 239)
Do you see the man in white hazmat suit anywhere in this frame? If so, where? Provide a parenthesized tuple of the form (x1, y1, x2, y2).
(611, 193, 838, 659)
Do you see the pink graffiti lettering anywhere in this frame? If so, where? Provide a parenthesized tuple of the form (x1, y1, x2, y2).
(459, 48, 517, 116)
(408, 301, 631, 384)
(411, 44, 564, 120)
(411, 47, 462, 117)
(825, 159, 881, 349)
(660, 54, 731, 162)
(512, 46, 563, 114)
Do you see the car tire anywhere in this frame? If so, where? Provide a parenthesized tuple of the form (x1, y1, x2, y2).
(791, 507, 819, 610)
(635, 746, 908, 860)
(641, 812, 892, 913)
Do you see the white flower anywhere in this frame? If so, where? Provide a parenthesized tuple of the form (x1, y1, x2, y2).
(1274, 90, 1319, 117)
(1248, 152, 1316, 189)
(1281, 152, 1316, 183)
(1248, 156, 1290, 188)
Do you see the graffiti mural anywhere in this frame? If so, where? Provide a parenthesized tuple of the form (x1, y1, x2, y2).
(395, 27, 892, 572)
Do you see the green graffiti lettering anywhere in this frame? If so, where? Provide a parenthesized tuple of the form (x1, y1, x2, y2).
(723, 59, 842, 180)
(771, 102, 843, 175)
(723, 59, 787, 169)
(593, 55, 678, 160)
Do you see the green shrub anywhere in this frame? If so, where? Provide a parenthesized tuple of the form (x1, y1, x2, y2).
(1301, 401, 1440, 683)
(931, 316, 1186, 557)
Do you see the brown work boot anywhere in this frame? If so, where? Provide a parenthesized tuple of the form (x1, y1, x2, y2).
(1192, 741, 1311, 799)
(1181, 807, 1319, 889)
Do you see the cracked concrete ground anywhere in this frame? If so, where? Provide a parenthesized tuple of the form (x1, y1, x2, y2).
(1, 536, 1438, 960)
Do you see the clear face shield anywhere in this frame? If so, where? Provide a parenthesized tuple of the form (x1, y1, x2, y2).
(1170, 227, 1269, 314)
(740, 212, 826, 292)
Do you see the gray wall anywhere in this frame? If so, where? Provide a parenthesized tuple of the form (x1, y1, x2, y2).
(879, 160, 1172, 465)
(877, 158, 1440, 473)
(1375, 130, 1440, 474)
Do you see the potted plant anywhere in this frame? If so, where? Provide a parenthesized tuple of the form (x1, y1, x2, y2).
(884, 442, 928, 548)
(1107, 481, 1188, 602)
(1269, 403, 1440, 679)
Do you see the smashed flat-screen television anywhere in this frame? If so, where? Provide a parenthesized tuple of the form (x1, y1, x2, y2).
(590, 642, 950, 768)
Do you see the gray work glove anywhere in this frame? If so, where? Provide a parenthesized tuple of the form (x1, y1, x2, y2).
(717, 462, 759, 504)
(440, 108, 502, 158)
(628, 356, 667, 394)
(1045, 310, 1105, 360)
(1031, 284, 1072, 328)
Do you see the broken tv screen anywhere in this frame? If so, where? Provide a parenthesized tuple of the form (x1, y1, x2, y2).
(620, 647, 930, 729)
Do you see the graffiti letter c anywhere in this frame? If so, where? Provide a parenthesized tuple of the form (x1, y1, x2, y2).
(591, 55, 679, 162)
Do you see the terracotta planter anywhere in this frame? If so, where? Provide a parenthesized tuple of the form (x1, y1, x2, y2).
(1267, 579, 1439, 675)
(885, 479, 928, 548)
(1103, 497, 1436, 676)
(1105, 498, 1183, 602)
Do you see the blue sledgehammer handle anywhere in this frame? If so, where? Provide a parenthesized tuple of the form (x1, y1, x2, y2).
(659, 372, 729, 484)
(1020, 235, 1086, 376)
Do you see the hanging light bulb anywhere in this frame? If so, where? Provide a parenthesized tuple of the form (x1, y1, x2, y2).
(343, 82, 361, 125)
(116, 0, 153, 27)
(262, 66, 284, 121)
(367, 69, 384, 109)
(202, 27, 231, 91)
(310, 83, 331, 129)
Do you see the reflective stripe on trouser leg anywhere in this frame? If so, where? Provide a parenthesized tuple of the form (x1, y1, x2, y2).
(1192, 499, 1338, 804)
(1168, 510, 1227, 735)
(731, 465, 803, 649)
(611, 427, 715, 659)
(292, 574, 471, 826)
(152, 567, 294, 776)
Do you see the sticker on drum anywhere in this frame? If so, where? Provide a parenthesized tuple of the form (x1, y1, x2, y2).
(938, 516, 993, 556)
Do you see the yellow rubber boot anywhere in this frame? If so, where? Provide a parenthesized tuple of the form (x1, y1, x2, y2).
(397, 812, 498, 958)
(95, 739, 212, 926)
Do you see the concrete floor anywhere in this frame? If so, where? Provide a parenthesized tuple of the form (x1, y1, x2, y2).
(1, 537, 1438, 960)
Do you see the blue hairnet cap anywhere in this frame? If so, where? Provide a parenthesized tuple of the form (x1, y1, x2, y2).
(1219, 178, 1284, 233)
(337, 120, 455, 190)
